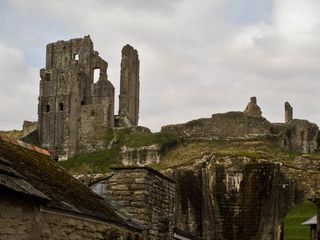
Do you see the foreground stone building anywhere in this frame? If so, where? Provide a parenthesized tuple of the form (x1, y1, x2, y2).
(37, 36, 140, 160)
(0, 136, 143, 239)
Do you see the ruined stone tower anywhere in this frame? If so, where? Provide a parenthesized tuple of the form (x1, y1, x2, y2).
(285, 101, 293, 123)
(118, 45, 140, 126)
(38, 36, 115, 160)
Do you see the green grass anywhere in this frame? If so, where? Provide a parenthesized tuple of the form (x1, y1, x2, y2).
(59, 147, 120, 174)
(59, 128, 178, 174)
(284, 200, 316, 240)
(60, 133, 320, 174)
(150, 139, 313, 170)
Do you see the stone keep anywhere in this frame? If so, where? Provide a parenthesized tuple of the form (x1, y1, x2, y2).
(38, 36, 115, 160)
(118, 45, 140, 126)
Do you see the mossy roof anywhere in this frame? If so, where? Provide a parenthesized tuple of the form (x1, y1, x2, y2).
(0, 139, 142, 231)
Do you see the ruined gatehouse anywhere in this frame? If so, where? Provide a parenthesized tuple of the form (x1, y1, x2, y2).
(38, 36, 139, 160)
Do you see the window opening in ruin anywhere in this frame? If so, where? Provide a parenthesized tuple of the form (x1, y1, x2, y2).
(45, 73, 51, 81)
(81, 100, 85, 105)
(59, 102, 64, 111)
(93, 68, 100, 83)
(45, 104, 50, 113)
(301, 131, 305, 143)
(283, 200, 316, 239)
(74, 53, 79, 61)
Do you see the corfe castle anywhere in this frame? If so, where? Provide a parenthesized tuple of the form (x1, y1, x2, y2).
(1, 36, 320, 240)
(27, 35, 140, 160)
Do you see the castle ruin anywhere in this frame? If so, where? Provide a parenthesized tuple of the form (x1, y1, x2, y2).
(38, 36, 139, 160)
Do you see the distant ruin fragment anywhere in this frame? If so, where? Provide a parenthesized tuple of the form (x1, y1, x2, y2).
(38, 36, 140, 160)
(162, 97, 319, 153)
(117, 45, 140, 127)
(285, 101, 293, 123)
(244, 96, 262, 117)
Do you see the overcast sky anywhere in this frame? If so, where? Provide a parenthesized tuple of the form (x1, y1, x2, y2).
(1, 0, 320, 132)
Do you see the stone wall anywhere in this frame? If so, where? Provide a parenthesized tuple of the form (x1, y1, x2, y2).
(38, 36, 115, 160)
(22, 121, 38, 137)
(118, 45, 140, 126)
(120, 144, 160, 166)
(103, 167, 175, 240)
(283, 119, 318, 153)
(0, 191, 142, 240)
(162, 111, 272, 141)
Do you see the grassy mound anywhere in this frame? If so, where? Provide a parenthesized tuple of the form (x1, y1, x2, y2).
(59, 128, 178, 174)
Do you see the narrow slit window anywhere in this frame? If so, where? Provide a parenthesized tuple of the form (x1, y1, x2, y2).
(93, 69, 100, 83)
(46, 104, 50, 113)
(45, 73, 51, 81)
(59, 103, 64, 111)
(74, 53, 79, 61)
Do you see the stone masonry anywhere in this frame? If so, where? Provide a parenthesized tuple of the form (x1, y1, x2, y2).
(0, 191, 143, 240)
(38, 36, 140, 160)
(102, 167, 175, 240)
(285, 102, 293, 123)
(162, 97, 319, 153)
(117, 45, 140, 127)
(243, 96, 262, 117)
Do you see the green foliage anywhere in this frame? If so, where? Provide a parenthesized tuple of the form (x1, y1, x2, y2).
(284, 200, 316, 240)
(59, 147, 120, 174)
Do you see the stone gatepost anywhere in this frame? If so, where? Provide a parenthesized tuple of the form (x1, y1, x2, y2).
(106, 166, 175, 240)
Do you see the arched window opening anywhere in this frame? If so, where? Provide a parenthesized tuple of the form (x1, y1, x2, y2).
(45, 104, 50, 113)
(93, 68, 100, 83)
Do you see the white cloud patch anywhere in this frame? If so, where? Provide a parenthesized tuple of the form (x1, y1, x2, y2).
(1, 0, 320, 131)
(0, 41, 38, 130)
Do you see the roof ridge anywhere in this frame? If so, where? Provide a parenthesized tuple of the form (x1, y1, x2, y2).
(0, 135, 50, 157)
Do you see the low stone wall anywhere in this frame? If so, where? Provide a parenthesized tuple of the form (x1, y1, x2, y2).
(120, 144, 160, 166)
(161, 112, 272, 141)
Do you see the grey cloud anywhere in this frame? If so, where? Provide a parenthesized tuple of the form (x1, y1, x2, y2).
(1, 0, 320, 132)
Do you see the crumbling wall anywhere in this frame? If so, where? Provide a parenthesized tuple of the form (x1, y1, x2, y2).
(120, 144, 160, 166)
(243, 96, 262, 117)
(162, 111, 272, 140)
(38, 36, 115, 160)
(285, 102, 293, 123)
(103, 167, 175, 240)
(118, 45, 140, 126)
(283, 119, 318, 153)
